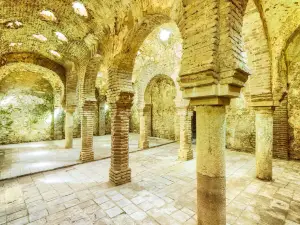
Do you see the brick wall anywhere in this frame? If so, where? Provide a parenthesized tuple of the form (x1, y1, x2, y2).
(273, 97, 289, 159)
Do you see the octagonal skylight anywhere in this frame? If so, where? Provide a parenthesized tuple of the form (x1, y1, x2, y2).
(6, 20, 23, 29)
(33, 34, 47, 42)
(55, 31, 68, 42)
(72, 2, 88, 17)
(40, 10, 57, 22)
(50, 50, 61, 58)
(159, 29, 171, 41)
(9, 42, 23, 47)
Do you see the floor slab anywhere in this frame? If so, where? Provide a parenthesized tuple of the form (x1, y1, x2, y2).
(0, 134, 174, 180)
(0, 143, 300, 224)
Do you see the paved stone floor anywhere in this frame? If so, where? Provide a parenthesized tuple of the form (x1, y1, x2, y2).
(0, 134, 173, 180)
(1, 143, 300, 225)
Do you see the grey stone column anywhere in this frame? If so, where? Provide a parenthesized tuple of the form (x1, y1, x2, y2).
(178, 107, 193, 161)
(196, 105, 226, 225)
(255, 107, 274, 181)
(65, 108, 75, 149)
(138, 104, 151, 149)
(98, 99, 106, 136)
(53, 107, 64, 140)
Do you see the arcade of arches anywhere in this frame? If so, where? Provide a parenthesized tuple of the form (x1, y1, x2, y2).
(1, 0, 300, 224)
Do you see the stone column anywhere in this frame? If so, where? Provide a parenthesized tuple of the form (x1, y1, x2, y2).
(80, 100, 96, 162)
(138, 104, 151, 149)
(110, 92, 133, 186)
(174, 114, 180, 141)
(65, 108, 75, 149)
(53, 107, 64, 140)
(178, 107, 193, 161)
(196, 105, 226, 225)
(99, 101, 106, 136)
(255, 107, 274, 181)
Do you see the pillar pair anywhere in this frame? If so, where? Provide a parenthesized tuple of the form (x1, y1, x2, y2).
(138, 105, 193, 162)
(195, 104, 274, 224)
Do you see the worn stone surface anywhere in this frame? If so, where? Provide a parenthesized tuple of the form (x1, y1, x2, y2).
(0, 143, 300, 225)
(0, 134, 173, 180)
(0, 0, 300, 224)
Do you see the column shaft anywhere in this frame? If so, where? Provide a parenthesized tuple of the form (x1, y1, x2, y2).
(138, 104, 151, 149)
(80, 101, 96, 162)
(255, 107, 273, 181)
(110, 92, 133, 186)
(53, 107, 64, 140)
(65, 110, 74, 149)
(196, 105, 226, 225)
(178, 107, 193, 161)
(99, 96, 106, 136)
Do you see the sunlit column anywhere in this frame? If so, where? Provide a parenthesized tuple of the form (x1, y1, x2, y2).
(255, 107, 274, 181)
(196, 105, 226, 225)
(65, 108, 75, 149)
(138, 104, 151, 149)
(178, 106, 193, 161)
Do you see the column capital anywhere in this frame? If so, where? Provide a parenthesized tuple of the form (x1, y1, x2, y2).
(65, 106, 76, 113)
(176, 105, 193, 116)
(253, 106, 275, 114)
(111, 91, 134, 109)
(139, 104, 152, 114)
(191, 96, 230, 106)
(82, 100, 97, 110)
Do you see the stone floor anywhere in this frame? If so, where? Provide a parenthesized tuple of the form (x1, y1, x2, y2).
(1, 143, 300, 225)
(0, 134, 173, 180)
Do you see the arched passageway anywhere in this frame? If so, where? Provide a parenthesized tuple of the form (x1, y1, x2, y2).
(144, 75, 176, 140)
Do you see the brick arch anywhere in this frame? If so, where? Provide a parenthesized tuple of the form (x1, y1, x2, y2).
(144, 74, 176, 104)
(0, 62, 65, 106)
(0, 52, 66, 81)
(242, 0, 272, 101)
(144, 74, 177, 139)
(272, 13, 300, 101)
(82, 55, 102, 102)
(106, 14, 177, 104)
(131, 22, 183, 109)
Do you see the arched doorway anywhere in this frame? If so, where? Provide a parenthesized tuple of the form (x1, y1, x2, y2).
(144, 75, 176, 140)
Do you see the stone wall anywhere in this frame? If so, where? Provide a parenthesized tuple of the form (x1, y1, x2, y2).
(226, 92, 256, 153)
(149, 77, 176, 140)
(129, 23, 182, 137)
(288, 62, 300, 159)
(0, 72, 54, 144)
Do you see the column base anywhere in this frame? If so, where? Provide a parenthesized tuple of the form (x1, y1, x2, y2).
(80, 151, 94, 162)
(138, 141, 149, 149)
(65, 143, 73, 149)
(178, 149, 193, 161)
(197, 173, 226, 225)
(109, 168, 131, 186)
